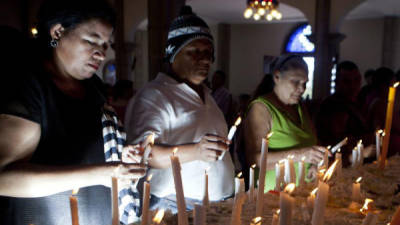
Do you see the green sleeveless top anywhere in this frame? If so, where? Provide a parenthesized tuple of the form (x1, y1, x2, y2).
(249, 96, 317, 192)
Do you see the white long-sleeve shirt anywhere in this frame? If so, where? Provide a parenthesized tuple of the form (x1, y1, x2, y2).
(125, 72, 234, 201)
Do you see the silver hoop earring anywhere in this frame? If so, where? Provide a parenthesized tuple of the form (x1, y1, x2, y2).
(50, 39, 58, 48)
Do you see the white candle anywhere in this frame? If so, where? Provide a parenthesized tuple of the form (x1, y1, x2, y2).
(311, 181, 329, 225)
(234, 172, 244, 199)
(141, 132, 155, 164)
(279, 183, 295, 225)
(307, 188, 318, 211)
(275, 160, 285, 191)
(298, 156, 306, 186)
(249, 164, 256, 202)
(351, 177, 362, 203)
(256, 132, 272, 217)
(335, 150, 342, 178)
(361, 212, 377, 225)
(352, 147, 358, 167)
(141, 175, 152, 225)
(111, 176, 119, 225)
(170, 148, 189, 225)
(375, 130, 383, 160)
(250, 217, 262, 225)
(230, 193, 247, 225)
(193, 204, 205, 225)
(271, 210, 280, 225)
(357, 140, 364, 166)
(330, 137, 348, 153)
(203, 169, 209, 207)
(69, 189, 80, 225)
(220, 117, 242, 160)
(284, 156, 296, 185)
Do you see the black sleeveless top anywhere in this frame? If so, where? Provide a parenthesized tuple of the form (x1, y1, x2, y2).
(0, 68, 112, 225)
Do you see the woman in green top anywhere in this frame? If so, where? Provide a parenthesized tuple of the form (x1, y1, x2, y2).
(243, 54, 328, 192)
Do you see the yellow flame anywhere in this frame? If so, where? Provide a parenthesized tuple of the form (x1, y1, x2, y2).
(172, 147, 178, 155)
(72, 188, 79, 195)
(311, 188, 318, 196)
(237, 172, 243, 178)
(319, 168, 326, 174)
(276, 209, 280, 214)
(360, 198, 374, 214)
(234, 117, 242, 126)
(338, 148, 341, 153)
(377, 129, 383, 134)
(326, 145, 331, 150)
(382, 131, 386, 137)
(251, 164, 256, 169)
(357, 140, 363, 146)
(152, 209, 165, 224)
(147, 174, 153, 182)
(356, 177, 362, 183)
(278, 159, 285, 164)
(284, 183, 296, 194)
(394, 82, 400, 88)
(301, 156, 306, 161)
(323, 159, 339, 182)
(31, 27, 38, 35)
(288, 155, 294, 159)
(266, 132, 273, 139)
(251, 217, 262, 223)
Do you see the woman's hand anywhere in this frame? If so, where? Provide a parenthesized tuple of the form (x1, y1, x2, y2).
(122, 145, 143, 163)
(298, 146, 329, 165)
(195, 134, 230, 162)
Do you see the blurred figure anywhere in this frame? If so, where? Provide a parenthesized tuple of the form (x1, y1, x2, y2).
(357, 69, 376, 110)
(211, 70, 234, 124)
(111, 79, 134, 122)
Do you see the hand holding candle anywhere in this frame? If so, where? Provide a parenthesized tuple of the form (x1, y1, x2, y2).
(249, 164, 256, 202)
(219, 117, 241, 160)
(330, 137, 348, 154)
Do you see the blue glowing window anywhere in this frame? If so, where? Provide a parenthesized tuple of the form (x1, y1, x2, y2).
(286, 24, 314, 53)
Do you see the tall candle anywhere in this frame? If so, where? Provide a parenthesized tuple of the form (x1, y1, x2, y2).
(203, 168, 209, 207)
(141, 132, 155, 164)
(275, 162, 283, 191)
(220, 117, 242, 160)
(170, 148, 189, 225)
(375, 130, 383, 160)
(390, 206, 400, 225)
(352, 147, 358, 167)
(298, 156, 306, 186)
(330, 137, 348, 154)
(352, 177, 362, 203)
(111, 176, 119, 225)
(69, 189, 80, 225)
(335, 149, 342, 178)
(307, 188, 318, 211)
(249, 164, 256, 202)
(284, 156, 296, 185)
(141, 175, 153, 225)
(230, 193, 247, 225)
(250, 217, 262, 225)
(193, 204, 205, 225)
(279, 183, 295, 225)
(271, 210, 280, 225)
(380, 82, 399, 169)
(361, 212, 377, 225)
(235, 172, 245, 199)
(256, 132, 273, 217)
(357, 140, 364, 166)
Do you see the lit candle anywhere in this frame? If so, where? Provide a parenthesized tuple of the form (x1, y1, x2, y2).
(390, 206, 400, 225)
(351, 177, 362, 203)
(335, 149, 342, 178)
(380, 82, 399, 169)
(235, 172, 245, 199)
(311, 160, 338, 225)
(203, 168, 209, 207)
(152, 208, 165, 225)
(250, 217, 262, 225)
(170, 148, 189, 225)
(330, 137, 348, 154)
(352, 147, 358, 167)
(271, 210, 280, 225)
(141, 132, 155, 164)
(360, 198, 374, 215)
(279, 183, 295, 225)
(69, 188, 80, 225)
(220, 117, 242, 160)
(275, 161, 284, 191)
(193, 204, 205, 225)
(230, 192, 247, 225)
(361, 212, 377, 225)
(256, 132, 273, 217)
(249, 164, 256, 202)
(376, 129, 383, 160)
(357, 140, 364, 166)
(284, 155, 296, 185)
(298, 156, 306, 186)
(141, 174, 153, 225)
(111, 176, 119, 225)
(307, 188, 318, 211)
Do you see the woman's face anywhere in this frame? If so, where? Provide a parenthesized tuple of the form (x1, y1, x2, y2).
(273, 68, 308, 105)
(53, 19, 113, 80)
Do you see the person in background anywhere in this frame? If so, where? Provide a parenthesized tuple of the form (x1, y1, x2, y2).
(125, 6, 234, 213)
(0, 1, 145, 224)
(243, 54, 326, 192)
(317, 61, 374, 166)
(357, 69, 376, 112)
(110, 79, 135, 122)
(211, 70, 234, 125)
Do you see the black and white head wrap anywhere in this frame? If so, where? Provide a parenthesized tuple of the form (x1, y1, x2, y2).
(165, 5, 214, 63)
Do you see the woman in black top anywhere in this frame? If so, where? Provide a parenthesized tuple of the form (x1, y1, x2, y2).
(0, 0, 145, 224)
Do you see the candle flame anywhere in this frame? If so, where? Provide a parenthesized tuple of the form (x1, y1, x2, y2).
(356, 177, 362, 183)
(278, 159, 285, 164)
(311, 187, 318, 196)
(360, 198, 374, 215)
(301, 156, 306, 161)
(394, 82, 400, 88)
(358, 140, 363, 145)
(338, 148, 341, 153)
(72, 188, 79, 195)
(152, 209, 165, 224)
(205, 166, 211, 174)
(382, 131, 386, 137)
(323, 159, 339, 182)
(251, 217, 262, 223)
(234, 117, 242, 126)
(251, 164, 256, 169)
(319, 168, 326, 174)
(172, 147, 178, 155)
(284, 183, 296, 194)
(149, 132, 155, 145)
(237, 172, 243, 178)
(288, 155, 294, 159)
(276, 209, 280, 214)
(147, 174, 153, 182)
(326, 145, 331, 150)
(377, 129, 383, 134)
(266, 132, 273, 139)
